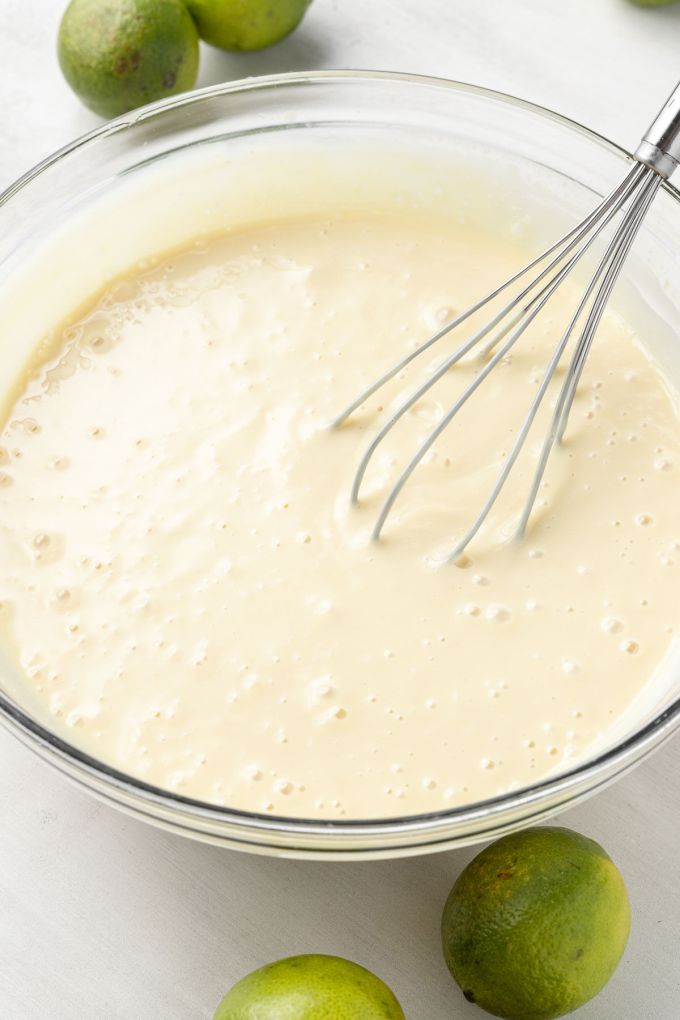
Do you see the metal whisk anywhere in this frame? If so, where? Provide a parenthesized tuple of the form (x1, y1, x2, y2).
(332, 82, 680, 561)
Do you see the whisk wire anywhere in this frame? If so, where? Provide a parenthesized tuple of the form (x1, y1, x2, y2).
(516, 169, 662, 538)
(349, 164, 647, 512)
(335, 79, 680, 558)
(448, 167, 659, 559)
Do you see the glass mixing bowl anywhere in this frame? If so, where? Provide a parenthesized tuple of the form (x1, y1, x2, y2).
(1, 71, 680, 860)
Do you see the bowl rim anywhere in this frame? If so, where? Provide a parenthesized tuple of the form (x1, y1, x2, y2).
(2, 68, 680, 845)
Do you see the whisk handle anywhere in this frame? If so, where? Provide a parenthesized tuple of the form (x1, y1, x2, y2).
(635, 81, 680, 179)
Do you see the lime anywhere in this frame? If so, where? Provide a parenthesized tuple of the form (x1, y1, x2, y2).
(185, 0, 312, 52)
(441, 826, 630, 1019)
(213, 954, 405, 1019)
(626, 0, 679, 6)
(58, 0, 199, 118)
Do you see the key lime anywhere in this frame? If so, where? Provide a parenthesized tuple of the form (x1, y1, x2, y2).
(185, 0, 312, 51)
(58, 0, 199, 118)
(441, 826, 630, 1019)
(213, 954, 405, 1019)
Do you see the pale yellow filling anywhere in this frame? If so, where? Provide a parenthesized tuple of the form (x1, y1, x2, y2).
(1, 210, 679, 818)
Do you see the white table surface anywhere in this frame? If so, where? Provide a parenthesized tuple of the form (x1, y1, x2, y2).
(2, 1, 680, 1017)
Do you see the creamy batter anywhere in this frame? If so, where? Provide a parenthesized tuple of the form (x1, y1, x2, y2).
(1, 206, 680, 819)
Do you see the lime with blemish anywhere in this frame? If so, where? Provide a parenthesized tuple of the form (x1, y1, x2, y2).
(213, 954, 405, 1019)
(441, 827, 630, 1019)
(185, 0, 312, 51)
(58, 0, 199, 118)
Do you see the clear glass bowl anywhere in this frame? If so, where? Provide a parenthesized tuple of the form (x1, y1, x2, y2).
(1, 71, 680, 860)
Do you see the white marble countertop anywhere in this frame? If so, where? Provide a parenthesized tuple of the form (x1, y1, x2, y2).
(2, 1, 680, 1017)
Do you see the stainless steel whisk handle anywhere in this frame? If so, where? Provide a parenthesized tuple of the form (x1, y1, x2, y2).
(635, 80, 680, 179)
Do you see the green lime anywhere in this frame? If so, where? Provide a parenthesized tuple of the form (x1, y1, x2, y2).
(441, 826, 630, 1020)
(58, 0, 199, 118)
(626, 0, 679, 5)
(185, 0, 312, 52)
(213, 954, 405, 1019)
